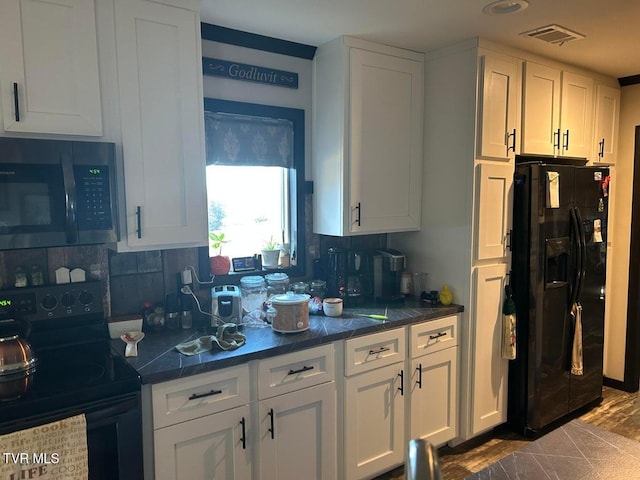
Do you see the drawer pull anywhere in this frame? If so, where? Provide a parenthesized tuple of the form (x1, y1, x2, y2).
(268, 408, 275, 439)
(188, 389, 222, 400)
(416, 363, 423, 389)
(398, 369, 404, 396)
(368, 346, 390, 355)
(240, 417, 247, 449)
(288, 365, 314, 375)
(429, 332, 447, 340)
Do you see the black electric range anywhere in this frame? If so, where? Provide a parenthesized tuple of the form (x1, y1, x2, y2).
(0, 281, 142, 480)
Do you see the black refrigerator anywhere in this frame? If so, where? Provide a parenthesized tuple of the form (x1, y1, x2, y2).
(508, 155, 609, 435)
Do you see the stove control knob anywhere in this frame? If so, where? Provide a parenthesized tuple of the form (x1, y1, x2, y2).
(79, 291, 93, 305)
(41, 294, 58, 311)
(61, 293, 75, 308)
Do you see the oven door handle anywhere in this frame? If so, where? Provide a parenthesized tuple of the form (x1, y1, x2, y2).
(61, 152, 78, 244)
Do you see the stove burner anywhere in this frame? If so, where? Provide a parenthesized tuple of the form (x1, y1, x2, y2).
(32, 362, 107, 394)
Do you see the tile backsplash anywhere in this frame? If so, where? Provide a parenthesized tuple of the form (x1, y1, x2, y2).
(0, 232, 387, 320)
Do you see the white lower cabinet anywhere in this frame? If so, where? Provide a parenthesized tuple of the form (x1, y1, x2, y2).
(340, 321, 459, 480)
(408, 316, 459, 447)
(258, 382, 336, 480)
(344, 362, 405, 479)
(154, 405, 251, 480)
(146, 319, 460, 480)
(256, 344, 336, 480)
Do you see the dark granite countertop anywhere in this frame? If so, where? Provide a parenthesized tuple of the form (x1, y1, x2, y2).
(467, 419, 640, 479)
(111, 301, 463, 385)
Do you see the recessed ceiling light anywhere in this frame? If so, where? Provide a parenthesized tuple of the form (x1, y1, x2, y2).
(483, 0, 530, 15)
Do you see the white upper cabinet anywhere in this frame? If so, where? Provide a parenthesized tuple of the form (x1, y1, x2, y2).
(0, 0, 102, 135)
(560, 72, 594, 158)
(477, 53, 521, 161)
(521, 62, 561, 155)
(593, 84, 620, 164)
(114, 0, 207, 250)
(313, 37, 424, 236)
(522, 62, 593, 158)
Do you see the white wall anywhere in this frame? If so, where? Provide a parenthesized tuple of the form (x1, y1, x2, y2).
(201, 40, 313, 180)
(604, 83, 640, 381)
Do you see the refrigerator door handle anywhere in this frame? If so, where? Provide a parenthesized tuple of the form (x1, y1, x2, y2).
(569, 207, 582, 308)
(574, 207, 588, 303)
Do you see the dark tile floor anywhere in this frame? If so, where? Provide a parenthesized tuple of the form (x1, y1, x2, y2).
(375, 386, 640, 480)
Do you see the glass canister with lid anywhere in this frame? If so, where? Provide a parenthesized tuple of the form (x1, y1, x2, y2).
(240, 275, 267, 312)
(309, 279, 327, 299)
(265, 272, 290, 298)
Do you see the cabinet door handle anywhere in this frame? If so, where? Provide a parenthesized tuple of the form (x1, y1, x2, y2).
(398, 370, 404, 396)
(563, 129, 570, 151)
(429, 331, 447, 340)
(135, 206, 142, 239)
(354, 202, 361, 226)
(268, 408, 275, 439)
(12, 82, 20, 122)
(416, 363, 423, 389)
(506, 228, 513, 251)
(599, 138, 605, 158)
(288, 365, 314, 375)
(188, 389, 222, 400)
(369, 346, 390, 355)
(553, 129, 561, 150)
(240, 417, 247, 449)
(506, 128, 516, 153)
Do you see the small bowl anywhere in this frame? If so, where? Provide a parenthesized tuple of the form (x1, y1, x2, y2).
(323, 298, 343, 317)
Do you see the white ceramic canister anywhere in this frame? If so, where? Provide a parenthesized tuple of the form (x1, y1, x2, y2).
(270, 293, 311, 333)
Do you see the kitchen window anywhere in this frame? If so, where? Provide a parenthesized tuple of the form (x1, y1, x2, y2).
(199, 98, 306, 278)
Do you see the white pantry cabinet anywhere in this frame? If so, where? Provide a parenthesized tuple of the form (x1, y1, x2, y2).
(475, 163, 513, 261)
(313, 36, 424, 236)
(477, 53, 521, 160)
(471, 263, 509, 434)
(522, 62, 594, 158)
(0, 0, 102, 135)
(592, 84, 620, 165)
(113, 0, 207, 250)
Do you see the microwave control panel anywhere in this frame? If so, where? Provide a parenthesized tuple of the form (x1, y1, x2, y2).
(74, 165, 113, 231)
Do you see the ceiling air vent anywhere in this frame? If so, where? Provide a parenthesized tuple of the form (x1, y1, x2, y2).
(520, 24, 585, 46)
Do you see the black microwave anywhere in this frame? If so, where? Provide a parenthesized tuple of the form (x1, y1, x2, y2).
(0, 137, 119, 250)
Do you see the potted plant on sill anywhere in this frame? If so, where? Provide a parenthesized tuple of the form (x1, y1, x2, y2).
(209, 231, 231, 275)
(261, 235, 281, 268)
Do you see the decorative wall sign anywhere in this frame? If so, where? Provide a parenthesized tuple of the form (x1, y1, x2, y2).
(203, 57, 299, 89)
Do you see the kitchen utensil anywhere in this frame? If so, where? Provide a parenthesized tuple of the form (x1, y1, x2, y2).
(121, 331, 145, 357)
(0, 318, 38, 401)
(354, 313, 388, 321)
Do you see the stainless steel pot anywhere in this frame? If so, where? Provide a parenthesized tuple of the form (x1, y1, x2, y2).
(0, 319, 37, 401)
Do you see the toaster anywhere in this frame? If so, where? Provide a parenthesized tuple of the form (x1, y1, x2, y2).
(211, 285, 243, 324)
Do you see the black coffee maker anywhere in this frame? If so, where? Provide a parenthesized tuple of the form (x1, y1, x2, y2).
(326, 247, 347, 298)
(373, 248, 406, 302)
(326, 248, 374, 305)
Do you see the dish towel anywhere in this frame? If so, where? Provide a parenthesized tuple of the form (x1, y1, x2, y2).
(175, 323, 246, 356)
(0, 414, 88, 479)
(571, 302, 584, 376)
